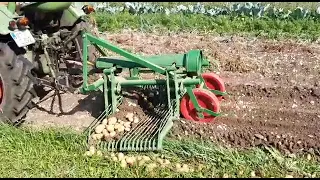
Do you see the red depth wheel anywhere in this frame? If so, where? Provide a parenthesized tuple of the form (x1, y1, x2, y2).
(180, 88, 220, 123)
(197, 73, 225, 101)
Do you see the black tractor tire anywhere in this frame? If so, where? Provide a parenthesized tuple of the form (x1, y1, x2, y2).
(0, 43, 36, 125)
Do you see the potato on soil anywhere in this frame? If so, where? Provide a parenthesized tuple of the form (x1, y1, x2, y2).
(101, 118, 108, 125)
(176, 164, 190, 173)
(156, 158, 164, 164)
(142, 156, 151, 161)
(95, 124, 105, 134)
(197, 164, 205, 171)
(118, 153, 125, 161)
(112, 157, 118, 161)
(103, 135, 111, 141)
(125, 127, 131, 132)
(113, 134, 121, 141)
(175, 163, 182, 172)
(126, 113, 134, 122)
(119, 120, 124, 125)
(117, 126, 125, 133)
(175, 163, 181, 168)
(138, 160, 146, 166)
(133, 117, 139, 124)
(102, 129, 109, 136)
(109, 131, 116, 137)
(137, 156, 143, 161)
(106, 124, 115, 132)
(108, 117, 117, 125)
(84, 151, 93, 157)
(96, 150, 103, 157)
(91, 133, 103, 141)
(114, 123, 122, 130)
(120, 159, 127, 168)
(124, 122, 131, 128)
(89, 146, 95, 154)
(126, 157, 135, 166)
(181, 164, 189, 172)
(163, 159, 170, 165)
(146, 163, 157, 172)
(182, 164, 188, 169)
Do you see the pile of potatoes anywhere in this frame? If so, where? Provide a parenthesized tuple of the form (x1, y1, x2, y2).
(84, 146, 195, 173)
(90, 112, 140, 142)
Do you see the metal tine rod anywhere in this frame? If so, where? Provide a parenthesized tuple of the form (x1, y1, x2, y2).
(133, 109, 167, 139)
(120, 88, 164, 140)
(139, 110, 169, 148)
(126, 114, 159, 150)
(119, 115, 156, 150)
(146, 110, 171, 148)
(143, 109, 169, 142)
(127, 105, 167, 150)
(136, 116, 164, 150)
(120, 113, 154, 143)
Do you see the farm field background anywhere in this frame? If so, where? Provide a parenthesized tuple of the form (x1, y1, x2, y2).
(1, 2, 320, 178)
(90, 2, 320, 40)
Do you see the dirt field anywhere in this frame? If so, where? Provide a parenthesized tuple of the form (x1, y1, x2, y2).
(23, 31, 320, 155)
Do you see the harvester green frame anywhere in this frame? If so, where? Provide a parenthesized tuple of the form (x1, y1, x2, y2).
(80, 32, 226, 151)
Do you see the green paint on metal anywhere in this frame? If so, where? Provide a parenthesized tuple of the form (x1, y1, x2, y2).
(185, 50, 203, 75)
(7, 2, 16, 14)
(0, 5, 18, 35)
(202, 58, 210, 67)
(129, 68, 140, 79)
(210, 89, 228, 96)
(60, 6, 86, 27)
(21, 2, 72, 13)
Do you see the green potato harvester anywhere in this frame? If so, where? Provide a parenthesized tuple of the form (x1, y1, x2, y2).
(81, 33, 227, 151)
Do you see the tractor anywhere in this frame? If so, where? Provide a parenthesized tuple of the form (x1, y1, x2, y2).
(0, 2, 98, 125)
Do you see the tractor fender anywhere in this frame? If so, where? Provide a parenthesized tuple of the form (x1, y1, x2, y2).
(60, 5, 86, 27)
(0, 5, 19, 35)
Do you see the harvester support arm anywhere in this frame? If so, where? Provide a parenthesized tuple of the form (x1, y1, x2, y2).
(84, 33, 167, 75)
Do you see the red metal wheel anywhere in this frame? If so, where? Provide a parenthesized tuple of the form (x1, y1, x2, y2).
(197, 73, 225, 101)
(180, 88, 220, 123)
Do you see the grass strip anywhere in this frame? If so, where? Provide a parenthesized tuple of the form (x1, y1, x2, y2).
(0, 124, 318, 177)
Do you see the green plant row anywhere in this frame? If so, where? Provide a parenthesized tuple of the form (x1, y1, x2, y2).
(94, 12, 320, 40)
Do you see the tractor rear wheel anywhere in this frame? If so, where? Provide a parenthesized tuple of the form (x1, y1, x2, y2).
(0, 43, 36, 125)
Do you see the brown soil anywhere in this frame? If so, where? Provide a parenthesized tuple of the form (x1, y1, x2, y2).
(111, 89, 149, 124)
(24, 30, 320, 155)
